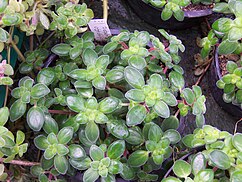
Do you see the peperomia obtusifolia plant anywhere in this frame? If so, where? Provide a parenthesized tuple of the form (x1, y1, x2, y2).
(198, 0, 242, 108)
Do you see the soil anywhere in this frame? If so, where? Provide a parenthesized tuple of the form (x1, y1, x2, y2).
(183, 3, 214, 11)
(218, 54, 240, 76)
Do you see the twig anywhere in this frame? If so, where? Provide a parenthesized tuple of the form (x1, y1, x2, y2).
(0, 158, 40, 166)
(48, 110, 77, 115)
(39, 31, 55, 47)
(103, 0, 108, 20)
(234, 118, 242, 134)
(174, 109, 180, 118)
(4, 86, 8, 107)
(10, 40, 25, 62)
(195, 57, 213, 86)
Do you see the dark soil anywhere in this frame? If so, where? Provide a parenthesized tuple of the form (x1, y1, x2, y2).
(183, 3, 214, 11)
(218, 54, 240, 76)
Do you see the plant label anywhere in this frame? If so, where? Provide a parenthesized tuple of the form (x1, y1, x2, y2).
(88, 19, 112, 41)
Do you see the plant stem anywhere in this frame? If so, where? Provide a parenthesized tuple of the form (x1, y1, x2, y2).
(174, 109, 180, 117)
(234, 118, 242, 134)
(4, 86, 8, 107)
(48, 110, 77, 115)
(195, 57, 213, 86)
(0, 158, 40, 166)
(10, 40, 26, 62)
(103, 0, 108, 20)
(39, 31, 55, 47)
(120, 103, 129, 107)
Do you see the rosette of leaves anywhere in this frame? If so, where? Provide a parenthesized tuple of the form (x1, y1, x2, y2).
(127, 123, 180, 167)
(81, 141, 125, 182)
(65, 95, 120, 143)
(180, 86, 206, 127)
(216, 61, 242, 106)
(19, 48, 49, 74)
(10, 76, 50, 131)
(0, 59, 14, 85)
(34, 127, 74, 175)
(50, 2, 94, 38)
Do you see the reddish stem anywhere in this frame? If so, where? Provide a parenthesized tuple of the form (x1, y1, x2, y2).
(0, 158, 40, 166)
(213, 167, 218, 172)
(48, 110, 77, 115)
(165, 47, 169, 52)
(150, 56, 156, 60)
(163, 67, 168, 74)
(148, 47, 156, 52)
(120, 42, 129, 49)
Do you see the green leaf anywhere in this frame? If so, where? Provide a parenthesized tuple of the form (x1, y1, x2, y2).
(161, 116, 179, 131)
(47, 133, 58, 145)
(85, 121, 99, 143)
(108, 160, 123, 174)
(226, 61, 238, 73)
(173, 8, 184, 21)
(68, 144, 86, 159)
(16, 130, 25, 145)
(103, 42, 119, 54)
(90, 145, 104, 161)
(124, 66, 145, 89)
(232, 133, 242, 152)
(163, 129, 181, 144)
(191, 152, 206, 175)
(212, 18, 233, 32)
(126, 127, 144, 145)
(107, 119, 129, 139)
(126, 105, 147, 126)
(173, 160, 191, 178)
(69, 157, 91, 170)
(209, 150, 231, 170)
(69, 45, 82, 60)
(106, 69, 124, 83)
(218, 40, 238, 55)
(152, 154, 164, 165)
(83, 168, 99, 182)
(54, 155, 68, 174)
(228, 27, 242, 41)
(30, 165, 44, 177)
(125, 89, 145, 102)
(231, 170, 242, 182)
(107, 140, 125, 159)
(39, 11, 50, 29)
(37, 68, 55, 86)
(196, 114, 205, 128)
(69, 69, 87, 80)
(120, 163, 135, 180)
(82, 48, 98, 66)
(148, 124, 163, 142)
(128, 150, 149, 167)
(92, 76, 106, 90)
(0, 0, 8, 14)
(66, 95, 85, 112)
(128, 56, 147, 70)
(161, 177, 182, 182)
(34, 135, 49, 150)
(153, 100, 170, 118)
(41, 156, 54, 170)
(56, 144, 69, 156)
(27, 107, 45, 131)
(99, 97, 120, 114)
(161, 6, 173, 21)
(51, 44, 71, 56)
(10, 99, 26, 122)
(169, 71, 185, 89)
(43, 116, 59, 135)
(0, 107, 9, 126)
(181, 88, 195, 105)
(31, 83, 50, 99)
(162, 92, 178, 106)
(194, 169, 214, 182)
(95, 55, 109, 70)
(57, 127, 74, 144)
(39, 173, 48, 182)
